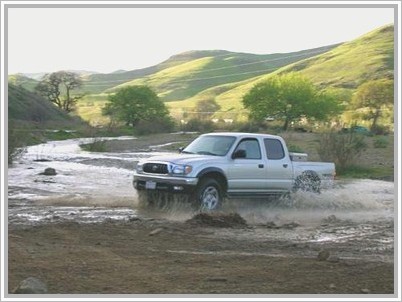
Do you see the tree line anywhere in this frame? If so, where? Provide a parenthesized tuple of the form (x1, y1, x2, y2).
(34, 71, 394, 132)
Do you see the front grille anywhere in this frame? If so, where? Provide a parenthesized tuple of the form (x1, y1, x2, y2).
(143, 163, 168, 174)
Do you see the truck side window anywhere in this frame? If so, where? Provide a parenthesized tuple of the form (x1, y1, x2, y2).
(234, 138, 261, 159)
(264, 138, 285, 160)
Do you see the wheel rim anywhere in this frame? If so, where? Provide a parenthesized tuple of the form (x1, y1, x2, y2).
(200, 186, 219, 210)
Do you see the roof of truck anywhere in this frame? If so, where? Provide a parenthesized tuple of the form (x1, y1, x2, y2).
(202, 132, 283, 140)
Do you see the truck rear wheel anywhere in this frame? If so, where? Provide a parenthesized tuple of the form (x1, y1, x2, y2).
(294, 171, 321, 193)
(194, 178, 223, 211)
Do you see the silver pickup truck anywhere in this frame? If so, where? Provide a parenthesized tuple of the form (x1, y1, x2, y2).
(133, 132, 335, 210)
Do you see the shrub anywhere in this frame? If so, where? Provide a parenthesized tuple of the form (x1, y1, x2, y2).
(370, 124, 390, 136)
(287, 144, 304, 153)
(235, 121, 261, 133)
(181, 118, 214, 133)
(317, 131, 367, 170)
(80, 137, 107, 152)
(8, 125, 27, 165)
(373, 136, 389, 148)
(134, 117, 176, 136)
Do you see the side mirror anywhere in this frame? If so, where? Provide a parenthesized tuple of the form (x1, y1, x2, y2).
(232, 149, 246, 159)
(178, 147, 184, 153)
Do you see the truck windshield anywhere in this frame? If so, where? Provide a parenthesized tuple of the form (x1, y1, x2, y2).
(182, 135, 236, 156)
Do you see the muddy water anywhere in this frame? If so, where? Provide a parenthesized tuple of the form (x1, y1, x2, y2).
(7, 137, 395, 262)
(8, 137, 170, 224)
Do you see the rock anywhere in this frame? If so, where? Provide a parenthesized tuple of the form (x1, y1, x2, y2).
(265, 221, 279, 229)
(317, 249, 330, 261)
(327, 255, 340, 263)
(281, 222, 300, 229)
(361, 288, 370, 294)
(40, 168, 57, 176)
(329, 283, 336, 289)
(149, 228, 164, 236)
(13, 277, 48, 294)
(186, 213, 247, 228)
(322, 214, 339, 224)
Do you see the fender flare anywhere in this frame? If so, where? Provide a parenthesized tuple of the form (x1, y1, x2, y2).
(196, 167, 228, 193)
(196, 167, 226, 178)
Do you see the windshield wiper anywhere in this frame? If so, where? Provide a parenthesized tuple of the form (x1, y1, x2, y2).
(196, 151, 219, 156)
(181, 150, 194, 154)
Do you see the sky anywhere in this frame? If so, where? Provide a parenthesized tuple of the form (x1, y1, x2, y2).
(6, 5, 395, 75)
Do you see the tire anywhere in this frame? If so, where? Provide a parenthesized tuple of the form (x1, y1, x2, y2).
(194, 178, 223, 211)
(294, 171, 321, 193)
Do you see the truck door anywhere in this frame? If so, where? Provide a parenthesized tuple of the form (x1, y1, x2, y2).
(228, 138, 267, 192)
(263, 138, 293, 190)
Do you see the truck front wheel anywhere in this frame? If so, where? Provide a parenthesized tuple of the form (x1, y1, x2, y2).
(195, 178, 223, 211)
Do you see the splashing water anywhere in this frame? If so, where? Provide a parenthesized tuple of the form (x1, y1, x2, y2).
(8, 137, 394, 227)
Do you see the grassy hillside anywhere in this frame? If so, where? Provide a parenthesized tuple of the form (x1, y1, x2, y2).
(278, 24, 394, 89)
(105, 46, 338, 102)
(79, 50, 237, 94)
(8, 83, 83, 128)
(8, 74, 38, 92)
(167, 24, 394, 121)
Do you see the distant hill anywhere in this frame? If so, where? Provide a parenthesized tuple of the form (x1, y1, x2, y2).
(8, 83, 83, 127)
(277, 24, 394, 89)
(167, 24, 394, 119)
(103, 46, 339, 102)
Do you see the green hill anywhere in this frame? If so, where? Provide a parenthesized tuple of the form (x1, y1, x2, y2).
(8, 74, 39, 92)
(105, 46, 338, 102)
(8, 83, 83, 128)
(167, 24, 394, 120)
(277, 24, 394, 89)
(79, 51, 230, 94)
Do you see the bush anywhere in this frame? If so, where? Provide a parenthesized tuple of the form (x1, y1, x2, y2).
(370, 124, 390, 135)
(235, 121, 261, 133)
(80, 137, 107, 152)
(317, 131, 367, 170)
(373, 136, 389, 148)
(8, 125, 28, 165)
(287, 144, 304, 153)
(181, 118, 214, 133)
(134, 117, 176, 136)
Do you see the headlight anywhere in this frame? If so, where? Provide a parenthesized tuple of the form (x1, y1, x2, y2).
(136, 163, 143, 173)
(171, 164, 192, 175)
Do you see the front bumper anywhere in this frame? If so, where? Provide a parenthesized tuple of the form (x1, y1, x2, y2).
(133, 172, 198, 193)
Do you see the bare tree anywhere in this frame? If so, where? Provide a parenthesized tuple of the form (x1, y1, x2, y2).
(36, 71, 83, 112)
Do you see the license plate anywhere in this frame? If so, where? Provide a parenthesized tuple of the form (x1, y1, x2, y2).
(145, 181, 157, 190)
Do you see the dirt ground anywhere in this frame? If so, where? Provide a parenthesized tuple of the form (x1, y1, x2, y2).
(6, 132, 395, 296)
(8, 210, 394, 295)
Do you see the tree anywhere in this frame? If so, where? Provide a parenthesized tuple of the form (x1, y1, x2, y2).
(102, 85, 170, 127)
(350, 79, 393, 130)
(242, 73, 342, 130)
(35, 71, 83, 112)
(194, 98, 221, 120)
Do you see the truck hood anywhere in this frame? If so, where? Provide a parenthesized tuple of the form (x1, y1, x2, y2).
(140, 153, 222, 165)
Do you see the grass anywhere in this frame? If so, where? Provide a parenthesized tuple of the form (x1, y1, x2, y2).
(75, 94, 110, 126)
(280, 24, 394, 89)
(336, 165, 393, 180)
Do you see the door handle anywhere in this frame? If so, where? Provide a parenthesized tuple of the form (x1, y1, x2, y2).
(283, 164, 288, 168)
(258, 164, 264, 168)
